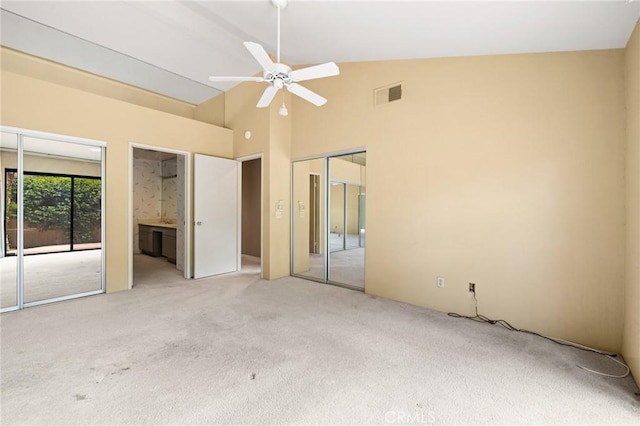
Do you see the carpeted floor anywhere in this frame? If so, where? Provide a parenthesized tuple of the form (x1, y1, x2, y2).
(0, 250, 102, 308)
(1, 255, 638, 425)
(303, 248, 365, 289)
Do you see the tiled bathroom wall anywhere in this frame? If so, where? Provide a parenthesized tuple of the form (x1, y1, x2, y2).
(176, 155, 185, 272)
(133, 157, 161, 253)
(161, 158, 177, 221)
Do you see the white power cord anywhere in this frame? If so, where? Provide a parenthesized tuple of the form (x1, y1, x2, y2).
(539, 336, 630, 378)
(576, 355, 630, 378)
(449, 294, 631, 379)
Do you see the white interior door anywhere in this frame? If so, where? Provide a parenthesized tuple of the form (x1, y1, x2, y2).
(193, 154, 239, 279)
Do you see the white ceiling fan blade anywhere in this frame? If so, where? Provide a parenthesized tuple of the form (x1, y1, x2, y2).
(256, 85, 279, 108)
(287, 83, 327, 107)
(289, 62, 340, 82)
(244, 41, 275, 72)
(209, 76, 265, 82)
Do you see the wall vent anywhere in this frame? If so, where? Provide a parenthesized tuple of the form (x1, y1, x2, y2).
(374, 82, 403, 108)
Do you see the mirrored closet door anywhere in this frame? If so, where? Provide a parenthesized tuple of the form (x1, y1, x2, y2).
(292, 158, 326, 282)
(0, 128, 105, 311)
(291, 152, 366, 290)
(328, 154, 366, 289)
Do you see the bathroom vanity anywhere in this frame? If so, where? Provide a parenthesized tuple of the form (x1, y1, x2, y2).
(138, 221, 176, 263)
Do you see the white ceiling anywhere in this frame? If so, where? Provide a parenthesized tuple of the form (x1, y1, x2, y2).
(1, 1, 639, 105)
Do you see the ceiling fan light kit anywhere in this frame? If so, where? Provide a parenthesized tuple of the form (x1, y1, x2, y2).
(208, 0, 339, 111)
(278, 90, 289, 117)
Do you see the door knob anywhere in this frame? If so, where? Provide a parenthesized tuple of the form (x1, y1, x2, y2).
(196, 221, 203, 226)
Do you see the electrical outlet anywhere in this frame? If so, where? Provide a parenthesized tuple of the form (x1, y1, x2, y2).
(469, 283, 476, 293)
(437, 277, 445, 288)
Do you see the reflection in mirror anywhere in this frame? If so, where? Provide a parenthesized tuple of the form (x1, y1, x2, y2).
(22, 136, 103, 304)
(292, 158, 325, 282)
(329, 153, 366, 289)
(329, 182, 345, 252)
(1, 132, 18, 310)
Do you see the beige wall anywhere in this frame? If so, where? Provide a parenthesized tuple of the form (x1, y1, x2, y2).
(194, 94, 225, 127)
(1, 64, 233, 292)
(1, 47, 226, 127)
(2, 48, 196, 120)
(266, 94, 292, 278)
(292, 160, 311, 273)
(623, 20, 640, 387)
(292, 49, 626, 352)
(224, 82, 291, 279)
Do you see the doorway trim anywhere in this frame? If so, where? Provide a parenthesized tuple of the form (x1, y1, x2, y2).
(236, 153, 264, 279)
(128, 143, 191, 289)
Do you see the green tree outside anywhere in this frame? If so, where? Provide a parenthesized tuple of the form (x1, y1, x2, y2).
(5, 172, 101, 246)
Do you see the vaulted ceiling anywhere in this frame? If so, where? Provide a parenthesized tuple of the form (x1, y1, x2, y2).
(1, 1, 639, 105)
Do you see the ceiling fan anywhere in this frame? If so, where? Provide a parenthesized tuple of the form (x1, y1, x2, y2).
(208, 0, 339, 109)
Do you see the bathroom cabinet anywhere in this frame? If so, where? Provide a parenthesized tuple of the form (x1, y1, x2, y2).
(162, 229, 176, 263)
(139, 225, 161, 256)
(139, 223, 176, 262)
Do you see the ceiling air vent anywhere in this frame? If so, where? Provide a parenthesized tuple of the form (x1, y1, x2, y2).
(374, 82, 402, 108)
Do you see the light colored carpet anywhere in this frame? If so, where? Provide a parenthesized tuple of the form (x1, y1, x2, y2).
(328, 247, 365, 288)
(133, 253, 185, 287)
(1, 256, 638, 425)
(329, 232, 364, 252)
(0, 250, 102, 308)
(302, 249, 365, 289)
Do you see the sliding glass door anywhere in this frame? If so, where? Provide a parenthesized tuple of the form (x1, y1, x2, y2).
(5, 171, 102, 255)
(0, 128, 105, 311)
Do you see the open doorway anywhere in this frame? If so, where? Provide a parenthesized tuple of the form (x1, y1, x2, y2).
(241, 157, 262, 275)
(130, 146, 188, 287)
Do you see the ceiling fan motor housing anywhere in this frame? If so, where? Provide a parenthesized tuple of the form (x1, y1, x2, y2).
(272, 0, 288, 9)
(265, 63, 292, 89)
(208, 0, 339, 108)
